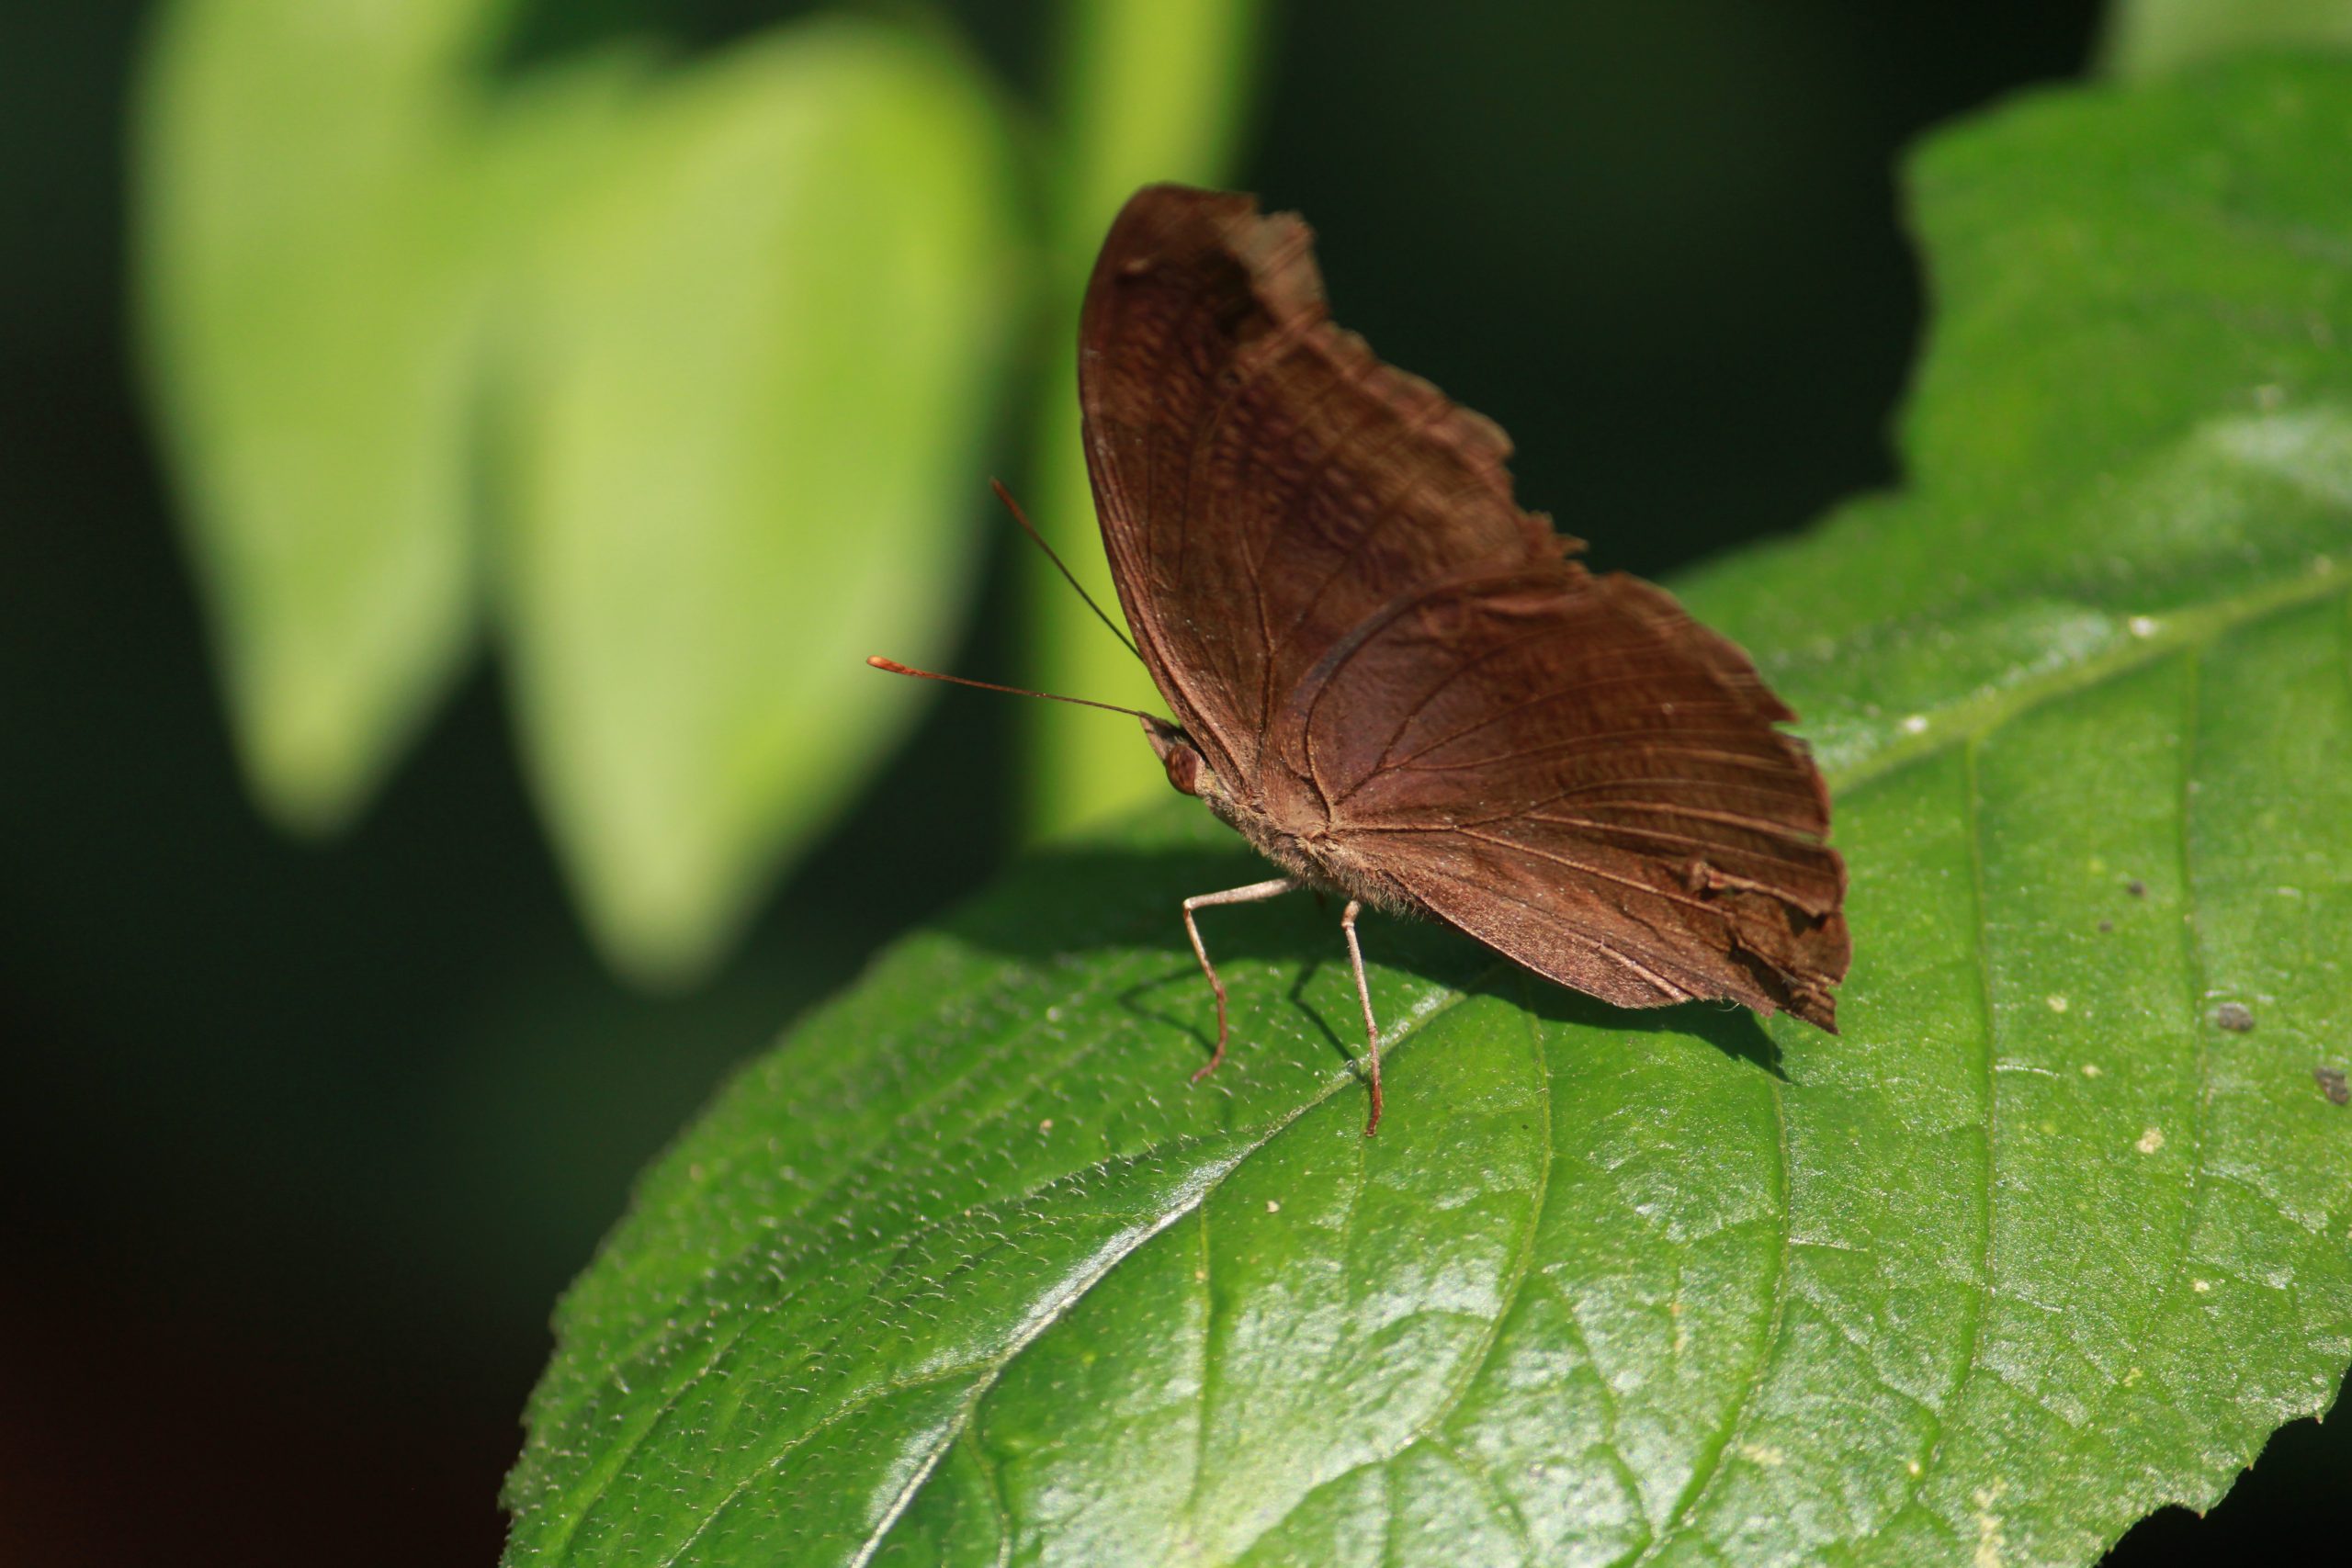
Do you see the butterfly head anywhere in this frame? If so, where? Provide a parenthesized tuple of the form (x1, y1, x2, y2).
(1139, 714, 1216, 800)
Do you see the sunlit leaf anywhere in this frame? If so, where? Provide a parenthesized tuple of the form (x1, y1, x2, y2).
(496, 18, 1019, 984)
(503, 57, 2352, 1568)
(134, 0, 507, 829)
(2104, 0, 2352, 78)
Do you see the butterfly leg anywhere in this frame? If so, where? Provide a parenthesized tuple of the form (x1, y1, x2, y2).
(1340, 899, 1384, 1136)
(1182, 877, 1300, 1084)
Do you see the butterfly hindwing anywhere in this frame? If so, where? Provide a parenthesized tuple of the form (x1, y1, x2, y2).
(1285, 565, 1846, 1024)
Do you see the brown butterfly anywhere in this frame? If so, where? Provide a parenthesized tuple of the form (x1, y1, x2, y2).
(881, 184, 1848, 1134)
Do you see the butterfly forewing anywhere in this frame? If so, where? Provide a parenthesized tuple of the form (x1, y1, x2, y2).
(1080, 183, 1849, 1031)
(1080, 186, 1556, 788)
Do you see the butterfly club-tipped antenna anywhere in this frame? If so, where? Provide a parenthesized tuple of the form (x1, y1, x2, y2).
(864, 657, 1162, 723)
(989, 479, 1143, 664)
(869, 480, 1161, 732)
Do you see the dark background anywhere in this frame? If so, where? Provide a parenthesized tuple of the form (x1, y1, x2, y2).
(2, 3, 2335, 1562)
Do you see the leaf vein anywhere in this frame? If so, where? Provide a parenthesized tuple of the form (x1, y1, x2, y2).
(1633, 1062, 1794, 1560)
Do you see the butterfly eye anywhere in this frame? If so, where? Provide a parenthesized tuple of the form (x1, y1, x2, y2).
(1159, 738, 1207, 798)
(1136, 714, 1213, 799)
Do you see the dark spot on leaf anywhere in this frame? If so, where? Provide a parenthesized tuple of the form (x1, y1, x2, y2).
(2127, 878, 2148, 898)
(2098, 919, 2114, 933)
(2211, 1002, 2255, 1032)
(2315, 1065, 2349, 1107)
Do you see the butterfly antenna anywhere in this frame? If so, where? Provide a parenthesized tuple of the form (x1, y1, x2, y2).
(865, 657, 1160, 722)
(990, 479, 1143, 664)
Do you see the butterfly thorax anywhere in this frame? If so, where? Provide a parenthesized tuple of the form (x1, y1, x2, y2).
(1139, 715, 1419, 916)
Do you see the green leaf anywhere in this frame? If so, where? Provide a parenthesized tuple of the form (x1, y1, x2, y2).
(2103, 0, 2352, 79)
(503, 59, 2352, 1566)
(136, 3, 1019, 984)
(495, 18, 1019, 984)
(133, 0, 508, 829)
(1023, 0, 1264, 833)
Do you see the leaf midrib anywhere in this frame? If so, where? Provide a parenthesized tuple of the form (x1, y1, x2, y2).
(840, 978, 1502, 1566)
(532, 970, 1500, 1566)
(1818, 562, 2345, 795)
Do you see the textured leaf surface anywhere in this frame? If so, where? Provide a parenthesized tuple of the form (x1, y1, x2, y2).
(504, 61, 2352, 1566)
(497, 19, 1018, 982)
(134, 0, 506, 828)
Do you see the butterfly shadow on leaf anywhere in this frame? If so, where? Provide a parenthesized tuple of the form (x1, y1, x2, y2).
(1512, 979, 1789, 1083)
(940, 840, 1788, 1085)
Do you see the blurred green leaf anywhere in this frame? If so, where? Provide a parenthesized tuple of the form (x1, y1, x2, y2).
(138, 4, 1020, 985)
(496, 18, 1019, 984)
(134, 0, 510, 829)
(2103, 0, 2352, 78)
(1024, 0, 1264, 833)
(505, 59, 2352, 1566)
